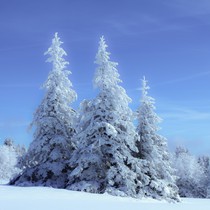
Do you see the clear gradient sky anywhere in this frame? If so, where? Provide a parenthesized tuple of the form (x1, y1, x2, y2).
(0, 0, 210, 155)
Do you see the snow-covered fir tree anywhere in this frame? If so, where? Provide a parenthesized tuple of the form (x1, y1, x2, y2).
(136, 77, 180, 201)
(11, 33, 77, 188)
(173, 146, 206, 198)
(67, 36, 149, 198)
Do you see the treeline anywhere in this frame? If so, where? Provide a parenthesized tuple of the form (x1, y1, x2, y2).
(1, 140, 209, 198)
(173, 146, 210, 198)
(0, 33, 209, 201)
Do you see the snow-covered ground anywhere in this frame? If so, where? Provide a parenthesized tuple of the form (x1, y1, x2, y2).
(0, 185, 210, 210)
(0, 180, 9, 185)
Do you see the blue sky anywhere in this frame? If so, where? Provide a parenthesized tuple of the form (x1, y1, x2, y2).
(0, 0, 210, 155)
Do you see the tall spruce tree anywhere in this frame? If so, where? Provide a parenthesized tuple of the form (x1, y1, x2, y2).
(67, 37, 148, 197)
(137, 77, 180, 201)
(11, 33, 77, 188)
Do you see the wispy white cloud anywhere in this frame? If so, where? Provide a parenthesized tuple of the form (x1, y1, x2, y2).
(153, 71, 210, 87)
(158, 103, 210, 154)
(102, 1, 210, 37)
(101, 13, 166, 36)
(162, 0, 210, 17)
(160, 108, 210, 121)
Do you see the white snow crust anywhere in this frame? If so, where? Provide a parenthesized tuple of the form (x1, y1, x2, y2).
(0, 185, 210, 210)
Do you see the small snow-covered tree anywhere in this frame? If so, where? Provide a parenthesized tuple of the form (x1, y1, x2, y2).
(0, 139, 21, 184)
(198, 155, 210, 198)
(173, 147, 206, 198)
(11, 33, 77, 188)
(67, 36, 149, 198)
(136, 77, 179, 201)
(206, 162, 210, 198)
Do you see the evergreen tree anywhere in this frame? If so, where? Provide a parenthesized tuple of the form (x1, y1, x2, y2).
(137, 77, 180, 201)
(67, 37, 148, 197)
(11, 33, 77, 188)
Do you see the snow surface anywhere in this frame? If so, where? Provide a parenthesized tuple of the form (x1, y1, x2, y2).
(0, 185, 210, 210)
(0, 180, 8, 185)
